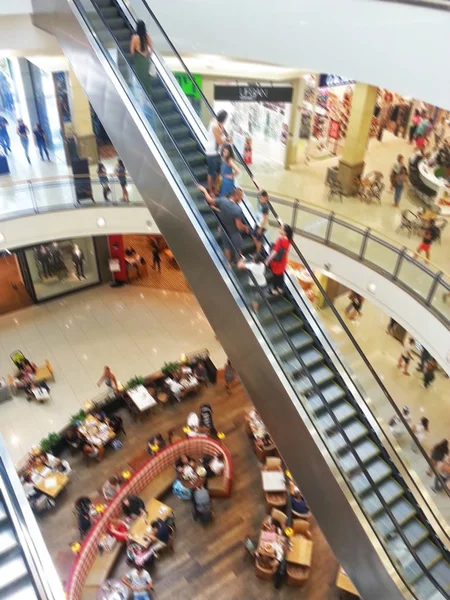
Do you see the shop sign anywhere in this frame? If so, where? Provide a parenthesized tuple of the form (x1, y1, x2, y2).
(214, 84, 293, 103)
(328, 119, 340, 140)
(174, 73, 202, 99)
(319, 74, 355, 88)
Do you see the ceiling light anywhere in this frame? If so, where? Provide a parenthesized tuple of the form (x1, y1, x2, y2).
(96, 217, 106, 228)
(0, 233, 4, 242)
(367, 282, 376, 294)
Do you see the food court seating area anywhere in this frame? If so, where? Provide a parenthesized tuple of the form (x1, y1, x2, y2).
(66, 437, 232, 600)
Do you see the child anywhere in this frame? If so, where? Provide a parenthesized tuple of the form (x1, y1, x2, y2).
(237, 254, 267, 313)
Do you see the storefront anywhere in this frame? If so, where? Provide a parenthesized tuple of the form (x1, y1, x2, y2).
(15, 236, 102, 302)
(0, 252, 33, 316)
(214, 83, 292, 167)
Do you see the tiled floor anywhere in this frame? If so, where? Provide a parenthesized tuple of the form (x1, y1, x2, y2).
(0, 284, 226, 465)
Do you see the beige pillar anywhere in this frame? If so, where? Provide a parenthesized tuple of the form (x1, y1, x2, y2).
(284, 77, 305, 169)
(337, 83, 377, 194)
(68, 68, 98, 163)
(200, 77, 215, 129)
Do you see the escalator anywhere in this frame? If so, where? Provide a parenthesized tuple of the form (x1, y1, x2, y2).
(0, 441, 64, 599)
(32, 1, 450, 598)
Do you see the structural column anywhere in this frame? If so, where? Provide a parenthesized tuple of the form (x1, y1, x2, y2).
(284, 76, 305, 169)
(337, 83, 377, 194)
(68, 68, 98, 162)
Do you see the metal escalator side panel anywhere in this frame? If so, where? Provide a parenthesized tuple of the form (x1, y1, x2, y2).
(32, 1, 408, 597)
(0, 436, 64, 600)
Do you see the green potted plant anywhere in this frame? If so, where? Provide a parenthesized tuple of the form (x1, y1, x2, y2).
(161, 361, 181, 377)
(126, 375, 145, 389)
(70, 409, 87, 425)
(40, 432, 60, 453)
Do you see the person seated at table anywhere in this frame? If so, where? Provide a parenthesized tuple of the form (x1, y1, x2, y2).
(17, 358, 37, 376)
(147, 518, 170, 551)
(38, 451, 72, 476)
(260, 520, 278, 543)
(194, 361, 208, 386)
(175, 454, 194, 474)
(102, 475, 121, 501)
(66, 427, 84, 451)
(255, 433, 274, 450)
(166, 376, 184, 402)
(122, 495, 146, 519)
(22, 473, 55, 512)
(82, 441, 105, 462)
(180, 372, 198, 391)
(203, 453, 225, 478)
(22, 374, 50, 402)
(109, 414, 125, 435)
(122, 565, 153, 600)
(291, 488, 309, 515)
(93, 411, 109, 425)
(147, 433, 166, 455)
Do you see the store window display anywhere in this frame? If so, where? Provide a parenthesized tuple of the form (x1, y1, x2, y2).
(24, 237, 100, 300)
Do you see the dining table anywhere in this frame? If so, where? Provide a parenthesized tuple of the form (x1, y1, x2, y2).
(336, 567, 359, 595)
(261, 470, 286, 492)
(285, 536, 313, 567)
(78, 414, 115, 447)
(127, 384, 157, 413)
(128, 498, 173, 548)
(31, 465, 69, 498)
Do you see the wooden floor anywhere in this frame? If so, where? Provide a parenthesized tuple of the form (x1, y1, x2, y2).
(38, 378, 339, 600)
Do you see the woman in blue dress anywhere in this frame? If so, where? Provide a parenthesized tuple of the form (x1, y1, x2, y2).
(219, 144, 239, 197)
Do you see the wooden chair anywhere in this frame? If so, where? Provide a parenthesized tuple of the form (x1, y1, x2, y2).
(292, 519, 312, 539)
(265, 457, 282, 471)
(292, 509, 312, 522)
(265, 491, 287, 511)
(286, 564, 310, 586)
(271, 508, 288, 527)
(255, 557, 276, 581)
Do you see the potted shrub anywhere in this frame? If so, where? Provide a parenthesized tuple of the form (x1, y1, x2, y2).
(40, 432, 60, 453)
(70, 409, 87, 426)
(126, 375, 145, 390)
(161, 361, 180, 377)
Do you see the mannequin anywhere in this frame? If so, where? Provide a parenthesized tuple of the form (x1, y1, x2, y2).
(50, 242, 64, 271)
(72, 244, 86, 279)
(36, 244, 51, 278)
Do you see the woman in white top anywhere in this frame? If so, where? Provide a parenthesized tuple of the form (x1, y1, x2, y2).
(237, 254, 266, 313)
(397, 336, 415, 375)
(412, 417, 429, 452)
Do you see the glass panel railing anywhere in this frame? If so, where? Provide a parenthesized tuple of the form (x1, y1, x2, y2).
(67, 2, 450, 594)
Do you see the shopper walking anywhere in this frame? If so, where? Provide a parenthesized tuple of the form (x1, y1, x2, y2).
(389, 154, 404, 192)
(205, 110, 228, 196)
(415, 219, 439, 263)
(115, 159, 129, 202)
(265, 224, 293, 296)
(422, 359, 437, 390)
(409, 109, 421, 144)
(431, 455, 450, 493)
(130, 20, 153, 96)
(411, 417, 429, 452)
(344, 291, 364, 321)
(97, 366, 119, 398)
(416, 346, 431, 373)
(33, 123, 50, 161)
(151, 239, 161, 272)
(219, 143, 239, 197)
(224, 359, 236, 395)
(397, 336, 415, 376)
(97, 162, 110, 201)
(17, 118, 31, 164)
(393, 166, 408, 207)
(427, 439, 448, 477)
(0, 116, 11, 154)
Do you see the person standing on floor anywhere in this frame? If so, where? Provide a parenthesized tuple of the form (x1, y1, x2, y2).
(205, 110, 229, 196)
(219, 144, 239, 197)
(265, 224, 293, 296)
(434, 117, 445, 149)
(224, 359, 236, 395)
(151, 239, 161, 272)
(197, 184, 249, 265)
(389, 154, 404, 192)
(33, 123, 50, 161)
(344, 291, 364, 321)
(115, 159, 129, 202)
(415, 219, 439, 263)
(72, 243, 85, 279)
(97, 366, 119, 398)
(422, 359, 437, 390)
(17, 118, 31, 164)
(427, 439, 449, 477)
(409, 109, 422, 144)
(397, 336, 415, 376)
(412, 417, 429, 452)
(97, 162, 110, 201)
(0, 116, 11, 154)
(392, 166, 408, 208)
(416, 345, 431, 373)
(130, 20, 153, 96)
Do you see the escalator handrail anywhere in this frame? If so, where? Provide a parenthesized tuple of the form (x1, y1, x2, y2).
(69, 3, 449, 591)
(124, 1, 450, 500)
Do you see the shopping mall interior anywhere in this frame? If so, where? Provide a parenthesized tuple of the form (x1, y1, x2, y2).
(0, 0, 449, 599)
